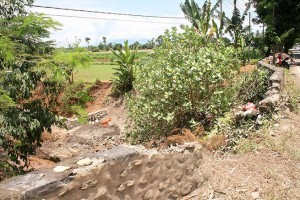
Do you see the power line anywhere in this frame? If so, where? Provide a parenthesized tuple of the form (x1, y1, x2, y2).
(31, 5, 186, 20)
(236, 0, 245, 10)
(225, 0, 235, 10)
(45, 13, 184, 25)
(223, 2, 233, 11)
(225, 0, 234, 7)
(225, 0, 245, 12)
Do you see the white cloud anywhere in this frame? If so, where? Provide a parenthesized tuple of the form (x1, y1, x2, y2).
(29, 6, 188, 47)
(29, 0, 261, 47)
(105, 19, 183, 41)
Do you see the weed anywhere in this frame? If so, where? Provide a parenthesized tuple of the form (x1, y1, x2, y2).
(236, 68, 269, 104)
(283, 70, 300, 113)
(199, 134, 227, 151)
(61, 81, 94, 117)
(235, 138, 258, 154)
(215, 111, 273, 153)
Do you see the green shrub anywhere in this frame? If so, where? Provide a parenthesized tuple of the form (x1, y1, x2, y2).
(237, 43, 264, 66)
(127, 26, 239, 143)
(0, 155, 21, 181)
(237, 68, 269, 103)
(249, 58, 260, 65)
(240, 48, 263, 60)
(70, 105, 88, 124)
(111, 40, 137, 97)
(284, 71, 300, 112)
(61, 81, 94, 116)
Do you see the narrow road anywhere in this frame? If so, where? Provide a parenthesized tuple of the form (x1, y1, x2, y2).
(290, 47, 300, 87)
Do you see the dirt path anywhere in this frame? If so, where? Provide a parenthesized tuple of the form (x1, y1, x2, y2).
(29, 82, 128, 169)
(86, 81, 112, 113)
(290, 65, 300, 88)
(187, 112, 300, 199)
(190, 150, 300, 199)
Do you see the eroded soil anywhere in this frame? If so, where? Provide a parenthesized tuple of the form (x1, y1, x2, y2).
(29, 81, 127, 170)
(27, 65, 300, 199)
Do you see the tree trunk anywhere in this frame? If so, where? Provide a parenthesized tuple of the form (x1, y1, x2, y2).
(265, 45, 271, 57)
(272, 45, 276, 64)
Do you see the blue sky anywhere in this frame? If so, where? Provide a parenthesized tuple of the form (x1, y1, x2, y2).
(30, 0, 258, 47)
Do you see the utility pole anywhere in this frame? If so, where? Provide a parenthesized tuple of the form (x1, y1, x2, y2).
(220, 0, 223, 38)
(262, 23, 264, 38)
(272, 4, 276, 64)
(248, 11, 251, 62)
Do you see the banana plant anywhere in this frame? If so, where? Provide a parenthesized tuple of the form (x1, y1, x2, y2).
(181, 0, 224, 40)
(221, 0, 250, 49)
(110, 40, 137, 96)
(212, 11, 225, 39)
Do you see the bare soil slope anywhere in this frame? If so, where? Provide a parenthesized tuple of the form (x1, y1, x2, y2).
(28, 66, 300, 199)
(29, 82, 127, 169)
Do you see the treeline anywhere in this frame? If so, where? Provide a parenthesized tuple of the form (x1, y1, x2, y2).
(68, 36, 164, 52)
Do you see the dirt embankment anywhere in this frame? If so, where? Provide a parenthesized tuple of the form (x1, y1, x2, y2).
(23, 65, 300, 199)
(29, 81, 128, 170)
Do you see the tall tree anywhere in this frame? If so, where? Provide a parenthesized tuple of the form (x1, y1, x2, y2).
(252, 0, 300, 53)
(102, 36, 107, 51)
(146, 38, 155, 49)
(85, 37, 91, 49)
(155, 35, 164, 47)
(130, 41, 141, 49)
(0, 0, 34, 19)
(0, 0, 61, 178)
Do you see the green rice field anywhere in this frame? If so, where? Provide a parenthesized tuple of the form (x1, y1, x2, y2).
(74, 50, 151, 82)
(74, 64, 117, 82)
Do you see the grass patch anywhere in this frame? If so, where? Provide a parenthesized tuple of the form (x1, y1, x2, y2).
(74, 50, 151, 82)
(284, 69, 300, 112)
(74, 64, 117, 82)
(91, 50, 152, 65)
(235, 138, 258, 154)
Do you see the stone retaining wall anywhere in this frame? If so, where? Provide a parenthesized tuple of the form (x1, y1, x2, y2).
(0, 143, 203, 200)
(64, 110, 108, 130)
(257, 60, 284, 111)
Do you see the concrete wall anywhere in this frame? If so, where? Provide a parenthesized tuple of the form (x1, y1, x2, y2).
(0, 143, 203, 200)
(257, 60, 284, 111)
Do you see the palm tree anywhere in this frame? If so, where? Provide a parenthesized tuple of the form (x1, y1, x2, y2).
(85, 37, 91, 50)
(102, 36, 107, 51)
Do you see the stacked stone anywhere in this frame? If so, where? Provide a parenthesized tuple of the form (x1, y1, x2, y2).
(257, 60, 284, 113)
